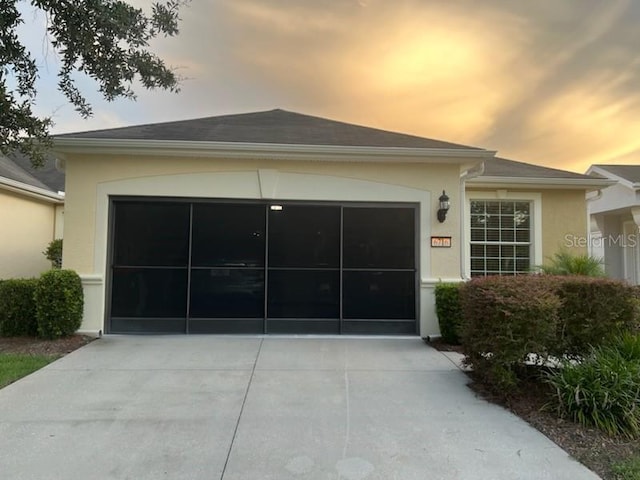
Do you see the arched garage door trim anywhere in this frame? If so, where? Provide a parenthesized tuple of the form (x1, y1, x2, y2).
(92, 170, 432, 334)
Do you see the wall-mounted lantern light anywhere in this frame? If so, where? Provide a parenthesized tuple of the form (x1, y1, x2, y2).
(437, 190, 450, 223)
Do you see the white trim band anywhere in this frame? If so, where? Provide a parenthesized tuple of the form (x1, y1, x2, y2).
(53, 138, 497, 163)
(0, 176, 64, 203)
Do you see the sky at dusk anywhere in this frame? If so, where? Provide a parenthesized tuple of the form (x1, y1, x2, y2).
(16, 0, 640, 173)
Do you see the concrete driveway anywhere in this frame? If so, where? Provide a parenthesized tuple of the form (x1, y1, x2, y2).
(0, 336, 599, 480)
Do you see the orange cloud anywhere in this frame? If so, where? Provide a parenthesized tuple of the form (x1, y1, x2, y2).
(518, 69, 640, 171)
(221, 1, 541, 145)
(44, 1, 640, 173)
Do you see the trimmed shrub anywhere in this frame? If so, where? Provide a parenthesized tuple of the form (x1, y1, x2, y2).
(435, 282, 463, 344)
(0, 278, 38, 336)
(43, 238, 63, 269)
(553, 277, 639, 357)
(34, 270, 83, 339)
(546, 339, 640, 438)
(460, 275, 561, 393)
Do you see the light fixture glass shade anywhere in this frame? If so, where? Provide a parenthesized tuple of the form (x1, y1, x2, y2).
(437, 190, 450, 223)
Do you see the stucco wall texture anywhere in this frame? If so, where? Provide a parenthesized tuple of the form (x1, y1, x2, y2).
(62, 154, 464, 278)
(61, 153, 591, 335)
(0, 190, 57, 279)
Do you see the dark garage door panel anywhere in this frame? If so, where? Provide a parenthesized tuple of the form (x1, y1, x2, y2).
(108, 200, 418, 335)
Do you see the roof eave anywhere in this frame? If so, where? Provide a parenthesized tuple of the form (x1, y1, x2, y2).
(467, 175, 616, 190)
(0, 176, 65, 203)
(586, 166, 640, 190)
(52, 138, 496, 163)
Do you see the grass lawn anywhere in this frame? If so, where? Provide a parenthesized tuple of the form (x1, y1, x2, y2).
(0, 353, 56, 389)
(613, 457, 640, 480)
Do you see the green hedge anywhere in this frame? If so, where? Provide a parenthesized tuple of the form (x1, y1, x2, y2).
(553, 277, 639, 357)
(43, 238, 63, 269)
(460, 275, 560, 392)
(435, 282, 463, 344)
(0, 278, 39, 336)
(460, 275, 640, 394)
(34, 270, 84, 339)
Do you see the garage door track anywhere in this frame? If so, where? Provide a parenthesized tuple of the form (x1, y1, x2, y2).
(0, 336, 599, 479)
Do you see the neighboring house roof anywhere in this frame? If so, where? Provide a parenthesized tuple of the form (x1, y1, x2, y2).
(586, 164, 640, 217)
(0, 153, 65, 203)
(587, 164, 640, 188)
(5, 152, 65, 193)
(470, 157, 613, 189)
(55, 108, 483, 150)
(0, 154, 50, 190)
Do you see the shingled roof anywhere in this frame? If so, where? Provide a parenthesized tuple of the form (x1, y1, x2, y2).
(55, 109, 483, 150)
(590, 164, 640, 184)
(481, 157, 595, 180)
(53, 108, 609, 188)
(0, 153, 64, 193)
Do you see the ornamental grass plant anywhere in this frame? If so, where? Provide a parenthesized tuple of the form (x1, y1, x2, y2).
(546, 336, 640, 438)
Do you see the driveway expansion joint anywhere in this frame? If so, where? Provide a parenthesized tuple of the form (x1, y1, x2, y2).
(219, 337, 264, 480)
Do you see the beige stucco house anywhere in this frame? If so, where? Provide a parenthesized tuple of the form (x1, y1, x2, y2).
(51, 109, 608, 337)
(0, 153, 65, 279)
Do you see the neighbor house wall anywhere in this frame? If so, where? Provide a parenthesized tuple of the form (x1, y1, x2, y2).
(54, 204, 64, 239)
(589, 182, 638, 215)
(63, 154, 470, 336)
(600, 214, 626, 281)
(587, 178, 640, 282)
(0, 189, 57, 279)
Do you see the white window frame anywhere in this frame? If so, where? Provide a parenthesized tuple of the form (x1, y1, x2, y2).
(465, 191, 542, 277)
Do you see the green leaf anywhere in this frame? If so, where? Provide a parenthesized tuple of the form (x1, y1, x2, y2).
(0, 0, 188, 166)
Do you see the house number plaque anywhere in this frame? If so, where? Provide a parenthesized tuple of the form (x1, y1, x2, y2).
(431, 236, 452, 248)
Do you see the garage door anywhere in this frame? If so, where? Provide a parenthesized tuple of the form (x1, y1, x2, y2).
(108, 198, 418, 335)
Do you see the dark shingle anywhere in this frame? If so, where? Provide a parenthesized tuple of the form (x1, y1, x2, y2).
(482, 157, 594, 180)
(0, 155, 49, 189)
(55, 109, 483, 150)
(0, 153, 64, 193)
(591, 165, 640, 184)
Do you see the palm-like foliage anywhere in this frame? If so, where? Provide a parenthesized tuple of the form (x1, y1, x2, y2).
(535, 250, 605, 277)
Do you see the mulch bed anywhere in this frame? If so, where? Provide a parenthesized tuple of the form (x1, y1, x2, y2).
(0, 334, 96, 356)
(428, 338, 640, 480)
(426, 336, 464, 354)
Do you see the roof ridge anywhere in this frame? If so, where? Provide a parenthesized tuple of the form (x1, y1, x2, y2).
(53, 109, 484, 150)
(54, 108, 282, 137)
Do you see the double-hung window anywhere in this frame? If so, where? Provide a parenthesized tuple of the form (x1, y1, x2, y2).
(469, 200, 532, 277)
